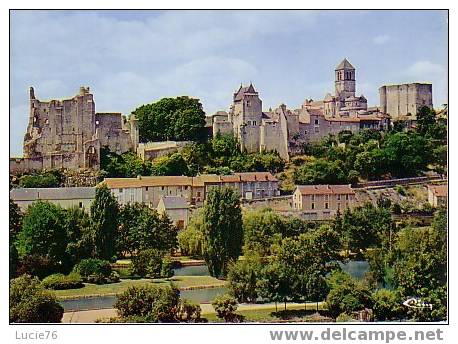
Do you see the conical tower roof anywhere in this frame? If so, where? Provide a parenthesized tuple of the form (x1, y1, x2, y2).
(335, 58, 355, 70)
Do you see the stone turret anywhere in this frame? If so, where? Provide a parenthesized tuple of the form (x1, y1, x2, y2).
(335, 58, 356, 100)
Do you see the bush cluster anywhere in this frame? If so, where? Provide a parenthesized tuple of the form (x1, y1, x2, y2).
(72, 258, 118, 284)
(41, 272, 84, 290)
(114, 284, 202, 323)
(10, 274, 64, 323)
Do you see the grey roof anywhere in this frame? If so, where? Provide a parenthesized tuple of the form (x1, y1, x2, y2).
(159, 196, 189, 209)
(335, 58, 355, 70)
(234, 83, 257, 100)
(10, 187, 96, 201)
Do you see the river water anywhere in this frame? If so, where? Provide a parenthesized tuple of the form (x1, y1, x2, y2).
(60, 261, 369, 312)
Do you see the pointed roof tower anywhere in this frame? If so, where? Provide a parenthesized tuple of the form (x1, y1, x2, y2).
(335, 58, 355, 70)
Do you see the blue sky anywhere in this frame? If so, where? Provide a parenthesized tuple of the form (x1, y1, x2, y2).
(10, 10, 448, 156)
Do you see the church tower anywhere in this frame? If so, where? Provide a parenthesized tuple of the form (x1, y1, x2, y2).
(335, 58, 356, 100)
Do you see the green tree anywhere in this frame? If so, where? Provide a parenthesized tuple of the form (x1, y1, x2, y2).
(100, 148, 153, 178)
(372, 289, 404, 321)
(416, 106, 437, 136)
(118, 203, 177, 256)
(273, 226, 340, 306)
(151, 153, 190, 176)
(133, 96, 206, 142)
(293, 158, 355, 185)
(242, 208, 284, 256)
(18, 201, 68, 264)
(18, 171, 62, 188)
(381, 131, 433, 177)
(326, 271, 373, 319)
(341, 203, 394, 254)
(10, 199, 22, 242)
(64, 206, 92, 266)
(131, 249, 171, 278)
(393, 226, 446, 301)
(211, 294, 240, 322)
(227, 255, 262, 303)
(202, 187, 243, 278)
(90, 185, 119, 261)
(10, 274, 64, 323)
(177, 210, 204, 257)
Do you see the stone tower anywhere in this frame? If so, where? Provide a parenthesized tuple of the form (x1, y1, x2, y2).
(129, 113, 139, 151)
(230, 83, 262, 153)
(335, 58, 356, 100)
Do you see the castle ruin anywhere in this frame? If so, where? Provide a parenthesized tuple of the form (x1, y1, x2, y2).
(10, 87, 139, 173)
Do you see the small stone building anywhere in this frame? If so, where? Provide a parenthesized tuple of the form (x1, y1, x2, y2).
(293, 184, 355, 220)
(427, 184, 447, 207)
(157, 196, 190, 230)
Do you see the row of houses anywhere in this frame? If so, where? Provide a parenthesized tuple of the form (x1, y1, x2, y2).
(10, 174, 447, 228)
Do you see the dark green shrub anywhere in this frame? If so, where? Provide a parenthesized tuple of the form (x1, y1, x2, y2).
(16, 254, 61, 280)
(10, 274, 63, 323)
(41, 272, 83, 290)
(18, 171, 62, 188)
(114, 284, 180, 322)
(131, 249, 173, 278)
(160, 257, 174, 278)
(211, 294, 239, 322)
(73, 258, 112, 283)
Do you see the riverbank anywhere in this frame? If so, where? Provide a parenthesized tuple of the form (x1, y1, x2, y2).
(55, 276, 226, 300)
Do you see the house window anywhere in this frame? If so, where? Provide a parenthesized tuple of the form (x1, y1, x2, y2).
(253, 120, 257, 125)
(311, 203, 315, 210)
(311, 195, 315, 201)
(119, 188, 123, 193)
(325, 202, 329, 209)
(314, 119, 319, 125)
(314, 127, 319, 133)
(184, 185, 188, 190)
(145, 187, 149, 191)
(79, 202, 83, 208)
(161, 186, 165, 190)
(337, 194, 341, 201)
(346, 194, 349, 200)
(197, 191, 201, 197)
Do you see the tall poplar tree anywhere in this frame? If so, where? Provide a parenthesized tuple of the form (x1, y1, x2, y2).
(202, 187, 243, 278)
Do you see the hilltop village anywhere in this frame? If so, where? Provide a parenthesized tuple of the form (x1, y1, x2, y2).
(10, 58, 447, 324)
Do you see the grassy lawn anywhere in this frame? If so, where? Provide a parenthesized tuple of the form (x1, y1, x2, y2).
(204, 303, 328, 322)
(54, 276, 225, 299)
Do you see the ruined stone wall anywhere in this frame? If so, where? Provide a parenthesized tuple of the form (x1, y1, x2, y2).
(95, 113, 133, 154)
(17, 87, 137, 172)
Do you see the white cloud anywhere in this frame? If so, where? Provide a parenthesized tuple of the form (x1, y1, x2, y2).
(373, 34, 390, 45)
(405, 60, 445, 78)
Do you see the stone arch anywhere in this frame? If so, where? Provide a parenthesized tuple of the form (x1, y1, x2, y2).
(85, 145, 98, 169)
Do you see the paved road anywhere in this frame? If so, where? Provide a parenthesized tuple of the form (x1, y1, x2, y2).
(62, 302, 323, 323)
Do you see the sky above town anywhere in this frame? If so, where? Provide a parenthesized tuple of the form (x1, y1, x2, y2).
(10, 10, 448, 156)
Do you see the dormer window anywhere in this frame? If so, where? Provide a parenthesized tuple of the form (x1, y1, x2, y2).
(247, 100, 251, 107)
